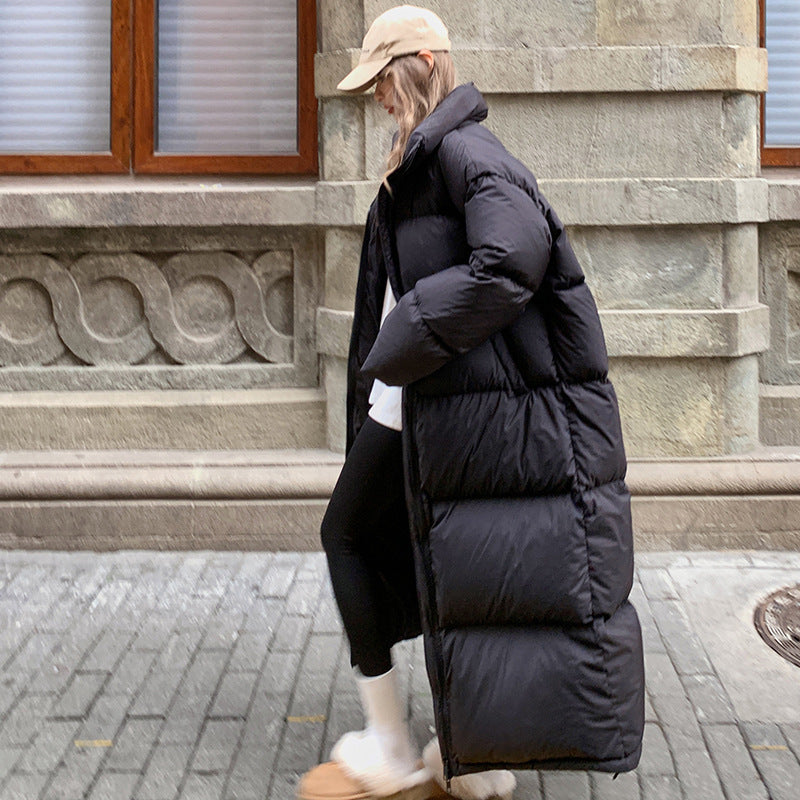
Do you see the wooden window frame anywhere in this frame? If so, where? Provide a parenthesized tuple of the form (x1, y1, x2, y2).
(760, 0, 800, 167)
(0, 0, 132, 174)
(0, 0, 317, 176)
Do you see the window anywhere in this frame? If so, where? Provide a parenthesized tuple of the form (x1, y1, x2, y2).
(0, 0, 317, 175)
(761, 0, 800, 166)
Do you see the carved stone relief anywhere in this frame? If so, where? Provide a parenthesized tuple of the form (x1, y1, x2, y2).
(0, 250, 294, 367)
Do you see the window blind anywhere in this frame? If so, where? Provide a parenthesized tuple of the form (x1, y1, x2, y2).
(765, 1, 800, 147)
(157, 0, 298, 155)
(0, 0, 111, 154)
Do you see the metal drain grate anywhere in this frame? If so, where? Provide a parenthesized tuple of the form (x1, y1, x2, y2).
(754, 584, 800, 668)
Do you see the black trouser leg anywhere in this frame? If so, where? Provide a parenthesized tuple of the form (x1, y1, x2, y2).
(320, 416, 415, 678)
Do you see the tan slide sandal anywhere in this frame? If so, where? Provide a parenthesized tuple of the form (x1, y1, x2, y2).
(297, 761, 445, 800)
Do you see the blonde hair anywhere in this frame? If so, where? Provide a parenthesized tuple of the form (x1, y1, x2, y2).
(379, 51, 456, 191)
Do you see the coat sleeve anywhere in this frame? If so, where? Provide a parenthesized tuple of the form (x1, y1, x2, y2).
(360, 136, 552, 386)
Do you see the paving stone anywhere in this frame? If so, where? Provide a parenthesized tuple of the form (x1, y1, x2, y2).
(638, 568, 680, 601)
(15, 719, 81, 773)
(271, 614, 313, 653)
(0, 770, 51, 799)
(288, 670, 334, 719)
(680, 673, 736, 724)
(739, 723, 800, 800)
(4, 633, 61, 677)
(0, 746, 23, 782)
(200, 611, 245, 651)
(76, 695, 130, 742)
(87, 771, 140, 800)
(260, 650, 303, 698)
(178, 772, 227, 799)
(155, 628, 205, 674)
(226, 746, 273, 800)
(269, 772, 299, 800)
(702, 724, 769, 800)
(135, 743, 193, 800)
(540, 770, 590, 799)
(228, 632, 272, 673)
(672, 748, 725, 800)
(180, 650, 229, 703)
(649, 693, 705, 749)
(284, 581, 322, 616)
(158, 701, 207, 746)
(40, 745, 107, 800)
(210, 671, 259, 719)
(638, 723, 675, 776)
(297, 634, 341, 676)
(643, 652, 685, 699)
(192, 718, 243, 772)
(52, 673, 107, 719)
(780, 723, 800, 759)
(640, 774, 682, 800)
(129, 670, 184, 717)
(312, 597, 343, 635)
(649, 599, 714, 676)
(104, 717, 161, 771)
(130, 618, 175, 653)
(321, 692, 362, 757)
(591, 770, 639, 800)
(273, 715, 325, 774)
(261, 564, 297, 599)
(83, 631, 136, 672)
(511, 771, 542, 799)
(243, 598, 283, 633)
(240, 690, 288, 755)
(104, 649, 157, 699)
(0, 693, 54, 746)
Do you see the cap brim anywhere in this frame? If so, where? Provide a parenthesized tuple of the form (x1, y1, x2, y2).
(336, 56, 393, 93)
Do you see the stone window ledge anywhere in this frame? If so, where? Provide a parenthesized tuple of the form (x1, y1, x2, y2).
(762, 168, 800, 222)
(0, 175, 320, 229)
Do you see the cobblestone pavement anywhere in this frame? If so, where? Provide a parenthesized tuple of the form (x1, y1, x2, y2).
(0, 550, 798, 800)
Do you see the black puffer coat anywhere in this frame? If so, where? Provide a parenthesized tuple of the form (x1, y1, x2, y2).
(345, 83, 644, 780)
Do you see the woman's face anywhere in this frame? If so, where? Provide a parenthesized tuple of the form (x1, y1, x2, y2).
(374, 70, 397, 117)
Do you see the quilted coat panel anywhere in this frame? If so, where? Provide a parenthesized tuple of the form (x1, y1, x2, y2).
(429, 494, 591, 625)
(414, 388, 575, 499)
(441, 601, 644, 771)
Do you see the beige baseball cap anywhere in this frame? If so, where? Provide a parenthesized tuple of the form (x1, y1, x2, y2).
(337, 5, 451, 93)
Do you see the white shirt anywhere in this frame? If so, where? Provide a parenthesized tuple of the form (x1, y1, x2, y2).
(367, 278, 403, 431)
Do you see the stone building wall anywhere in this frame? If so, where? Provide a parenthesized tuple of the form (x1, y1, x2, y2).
(0, 0, 798, 549)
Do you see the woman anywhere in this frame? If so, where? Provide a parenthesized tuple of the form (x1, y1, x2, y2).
(299, 6, 645, 800)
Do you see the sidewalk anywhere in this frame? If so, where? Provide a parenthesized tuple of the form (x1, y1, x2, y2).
(0, 549, 798, 800)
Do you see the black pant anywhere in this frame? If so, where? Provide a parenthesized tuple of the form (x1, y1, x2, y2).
(320, 416, 420, 677)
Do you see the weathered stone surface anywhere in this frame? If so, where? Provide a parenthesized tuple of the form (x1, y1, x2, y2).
(609, 355, 759, 456)
(479, 93, 756, 180)
(321, 98, 365, 182)
(603, 306, 769, 357)
(571, 225, 724, 309)
(318, 0, 363, 52)
(315, 46, 767, 96)
(322, 355, 349, 453)
(598, 0, 725, 45)
(324, 228, 361, 311)
(0, 388, 326, 450)
(760, 384, 800, 446)
(758, 222, 800, 384)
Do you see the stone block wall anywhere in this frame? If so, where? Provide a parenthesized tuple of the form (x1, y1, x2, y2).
(316, 0, 769, 457)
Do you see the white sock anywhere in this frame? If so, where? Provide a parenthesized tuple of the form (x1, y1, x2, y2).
(354, 666, 417, 772)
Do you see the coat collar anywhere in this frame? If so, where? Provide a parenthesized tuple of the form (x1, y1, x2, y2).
(390, 82, 488, 179)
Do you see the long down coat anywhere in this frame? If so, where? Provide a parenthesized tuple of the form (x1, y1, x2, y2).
(345, 83, 645, 781)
